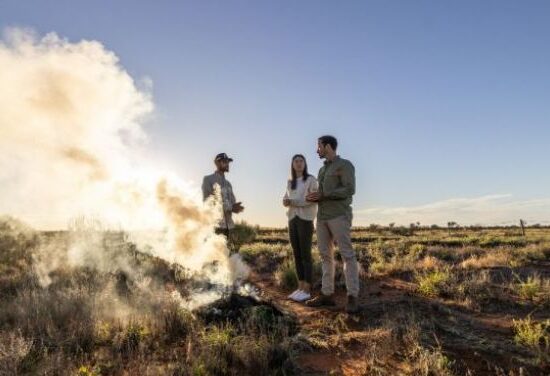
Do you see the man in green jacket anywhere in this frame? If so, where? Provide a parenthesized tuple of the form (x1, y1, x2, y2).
(305, 135, 360, 313)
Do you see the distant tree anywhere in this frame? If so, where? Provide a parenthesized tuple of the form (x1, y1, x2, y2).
(391, 226, 413, 236)
(447, 221, 458, 235)
(519, 219, 526, 236)
(388, 222, 395, 229)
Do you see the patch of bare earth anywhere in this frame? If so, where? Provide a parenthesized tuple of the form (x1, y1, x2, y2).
(248, 269, 549, 375)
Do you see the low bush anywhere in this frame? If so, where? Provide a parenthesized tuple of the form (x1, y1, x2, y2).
(228, 222, 258, 252)
(512, 316, 549, 365)
(416, 269, 451, 298)
(275, 260, 298, 291)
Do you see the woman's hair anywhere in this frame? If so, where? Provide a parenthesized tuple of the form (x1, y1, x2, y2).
(290, 154, 310, 190)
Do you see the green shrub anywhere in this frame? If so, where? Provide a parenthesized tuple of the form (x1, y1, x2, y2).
(513, 244, 548, 264)
(113, 321, 150, 358)
(246, 305, 278, 331)
(427, 246, 458, 262)
(77, 365, 100, 376)
(229, 222, 258, 252)
(513, 274, 550, 303)
(275, 260, 298, 291)
(193, 324, 294, 376)
(239, 243, 288, 273)
(512, 316, 549, 364)
(389, 226, 414, 236)
(518, 276, 542, 301)
(409, 243, 427, 259)
(195, 325, 235, 375)
(239, 243, 286, 263)
(416, 269, 451, 297)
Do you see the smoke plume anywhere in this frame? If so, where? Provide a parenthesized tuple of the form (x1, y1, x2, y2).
(0, 28, 247, 302)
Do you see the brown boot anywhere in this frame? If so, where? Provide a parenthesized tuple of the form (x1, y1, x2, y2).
(346, 295, 360, 314)
(306, 293, 336, 307)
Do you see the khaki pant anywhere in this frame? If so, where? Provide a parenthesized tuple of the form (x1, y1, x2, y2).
(317, 214, 359, 297)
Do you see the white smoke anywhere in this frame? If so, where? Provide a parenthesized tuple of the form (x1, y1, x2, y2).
(0, 28, 158, 229)
(0, 28, 248, 299)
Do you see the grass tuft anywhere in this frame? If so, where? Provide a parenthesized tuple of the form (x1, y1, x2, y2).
(416, 269, 451, 297)
(275, 260, 298, 291)
(512, 316, 549, 364)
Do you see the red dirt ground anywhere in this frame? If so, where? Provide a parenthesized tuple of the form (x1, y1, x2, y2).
(248, 271, 549, 376)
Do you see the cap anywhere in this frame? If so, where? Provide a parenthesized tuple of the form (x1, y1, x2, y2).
(214, 152, 233, 162)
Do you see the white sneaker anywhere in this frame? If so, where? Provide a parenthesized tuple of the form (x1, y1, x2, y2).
(288, 290, 300, 299)
(289, 290, 302, 301)
(292, 290, 311, 302)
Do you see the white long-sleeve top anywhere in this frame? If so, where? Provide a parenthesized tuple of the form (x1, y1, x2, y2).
(283, 175, 318, 221)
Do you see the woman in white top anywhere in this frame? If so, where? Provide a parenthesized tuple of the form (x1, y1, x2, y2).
(283, 154, 318, 302)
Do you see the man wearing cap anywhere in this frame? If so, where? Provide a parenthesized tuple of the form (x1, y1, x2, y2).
(202, 153, 244, 237)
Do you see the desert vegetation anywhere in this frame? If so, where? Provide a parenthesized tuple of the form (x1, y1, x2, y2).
(1, 218, 549, 375)
(244, 224, 550, 375)
(0, 218, 293, 375)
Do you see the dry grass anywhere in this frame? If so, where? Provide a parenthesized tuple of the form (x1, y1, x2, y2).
(0, 330, 33, 376)
(401, 322, 454, 376)
(2, 218, 550, 375)
(459, 249, 514, 269)
(415, 255, 445, 271)
(0, 218, 295, 375)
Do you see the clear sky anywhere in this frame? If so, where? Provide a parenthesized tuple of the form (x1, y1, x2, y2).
(2, 0, 549, 227)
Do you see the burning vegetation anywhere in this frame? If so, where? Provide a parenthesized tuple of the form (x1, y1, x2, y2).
(0, 217, 296, 375)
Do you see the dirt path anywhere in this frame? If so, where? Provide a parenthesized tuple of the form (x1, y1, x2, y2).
(247, 271, 547, 375)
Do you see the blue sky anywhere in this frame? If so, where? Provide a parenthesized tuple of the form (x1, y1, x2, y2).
(2, 1, 549, 226)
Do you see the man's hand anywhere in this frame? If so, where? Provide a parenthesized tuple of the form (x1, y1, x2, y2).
(232, 202, 244, 213)
(283, 198, 291, 207)
(306, 192, 322, 202)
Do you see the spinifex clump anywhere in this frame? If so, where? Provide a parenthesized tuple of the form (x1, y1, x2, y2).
(189, 290, 299, 375)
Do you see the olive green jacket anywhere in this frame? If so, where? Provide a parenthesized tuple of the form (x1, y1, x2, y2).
(317, 156, 355, 220)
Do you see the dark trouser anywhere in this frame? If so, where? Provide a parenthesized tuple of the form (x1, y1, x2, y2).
(215, 228, 236, 254)
(288, 216, 314, 284)
(215, 228, 230, 238)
